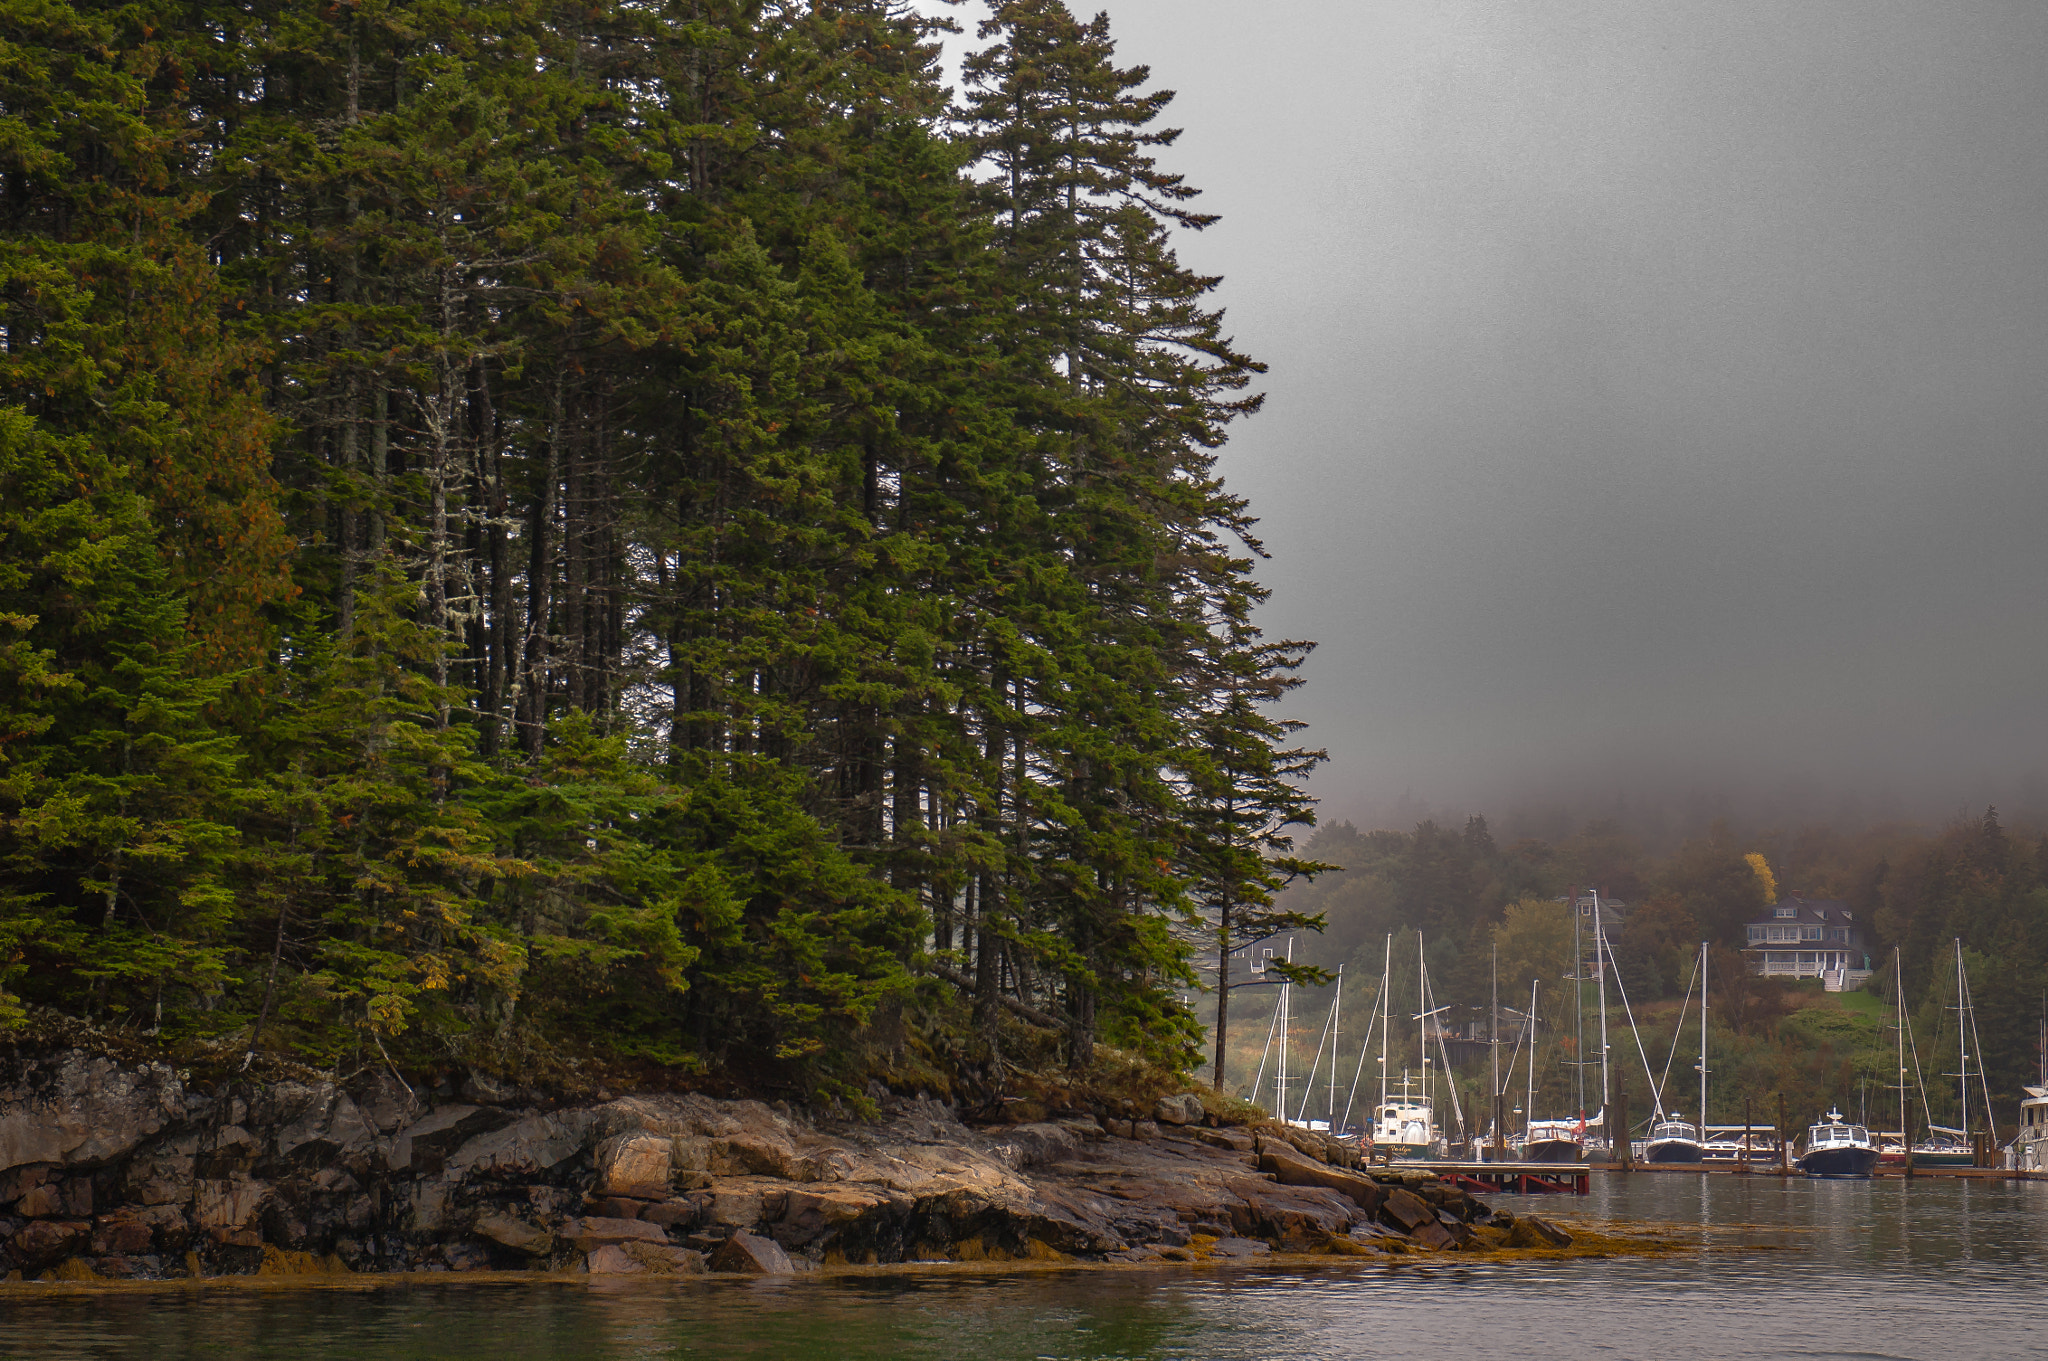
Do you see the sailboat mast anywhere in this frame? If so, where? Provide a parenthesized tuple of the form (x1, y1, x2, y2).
(1956, 937, 1969, 1140)
(1329, 967, 1342, 1125)
(1526, 978, 1538, 1139)
(1573, 893, 1585, 1120)
(1699, 941, 1709, 1135)
(1278, 937, 1292, 1123)
(1378, 935, 1392, 1111)
(1491, 946, 1500, 1153)
(1418, 932, 1428, 1107)
(1594, 891, 1611, 1121)
(1896, 947, 1907, 1150)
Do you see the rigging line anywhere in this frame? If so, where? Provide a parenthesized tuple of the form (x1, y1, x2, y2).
(1295, 983, 1338, 1125)
(1904, 969, 1934, 1126)
(1338, 982, 1383, 1133)
(1600, 921, 1667, 1122)
(1420, 950, 1467, 1140)
(1658, 947, 1702, 1113)
(1500, 1003, 1531, 1099)
(1907, 998, 1936, 1129)
(1963, 961, 1999, 1146)
(1248, 983, 1283, 1103)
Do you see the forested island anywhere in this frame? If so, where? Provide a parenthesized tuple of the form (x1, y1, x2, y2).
(1, 0, 1329, 1108)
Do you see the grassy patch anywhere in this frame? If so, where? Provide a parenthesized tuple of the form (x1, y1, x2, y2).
(1829, 988, 1889, 1019)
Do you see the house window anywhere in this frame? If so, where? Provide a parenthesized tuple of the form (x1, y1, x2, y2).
(1748, 926, 1764, 942)
(1775, 907, 1798, 919)
(1801, 927, 1822, 941)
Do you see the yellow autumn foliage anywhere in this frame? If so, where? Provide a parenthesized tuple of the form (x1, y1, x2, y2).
(1745, 852, 1777, 905)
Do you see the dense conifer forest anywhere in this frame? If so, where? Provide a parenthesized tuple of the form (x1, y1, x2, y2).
(0, 0, 1329, 1102)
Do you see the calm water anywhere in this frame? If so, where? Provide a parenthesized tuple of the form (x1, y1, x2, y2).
(6, 1175, 2046, 1359)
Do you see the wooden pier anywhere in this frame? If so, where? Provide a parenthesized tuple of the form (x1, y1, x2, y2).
(1399, 1161, 1592, 1195)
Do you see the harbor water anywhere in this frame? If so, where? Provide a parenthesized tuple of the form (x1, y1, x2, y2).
(6, 1173, 2046, 1359)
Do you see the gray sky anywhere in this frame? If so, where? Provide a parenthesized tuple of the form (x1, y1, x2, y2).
(939, 1, 2048, 832)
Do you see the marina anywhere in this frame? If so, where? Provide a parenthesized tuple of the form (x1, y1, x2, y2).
(1365, 1157, 2047, 1193)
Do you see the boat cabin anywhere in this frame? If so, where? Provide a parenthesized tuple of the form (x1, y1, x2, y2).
(2009, 1086, 2048, 1171)
(1806, 1113, 1871, 1152)
(1374, 1099, 1436, 1148)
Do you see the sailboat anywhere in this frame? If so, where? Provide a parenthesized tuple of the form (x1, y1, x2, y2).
(1368, 934, 1448, 1160)
(1510, 978, 1586, 1162)
(1640, 941, 1709, 1164)
(1514, 892, 1613, 1164)
(1915, 938, 1995, 1166)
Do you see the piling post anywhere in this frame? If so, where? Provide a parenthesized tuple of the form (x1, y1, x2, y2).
(1741, 1098, 1752, 1175)
(1778, 1092, 1790, 1176)
(1615, 1068, 1630, 1172)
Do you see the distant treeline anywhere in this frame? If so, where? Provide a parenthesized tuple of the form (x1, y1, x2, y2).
(1268, 809, 2048, 1127)
(0, 0, 1323, 1101)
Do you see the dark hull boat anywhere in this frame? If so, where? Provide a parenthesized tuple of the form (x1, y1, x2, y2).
(1644, 1118, 1705, 1164)
(1799, 1109, 1880, 1178)
(1522, 1137, 1585, 1164)
(1798, 1144, 1880, 1178)
(1644, 1138, 1705, 1164)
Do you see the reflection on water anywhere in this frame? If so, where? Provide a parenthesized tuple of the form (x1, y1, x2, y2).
(6, 1176, 2048, 1360)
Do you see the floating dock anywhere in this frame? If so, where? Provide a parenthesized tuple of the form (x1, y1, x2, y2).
(1608, 1160, 2048, 1181)
(1374, 1159, 2048, 1194)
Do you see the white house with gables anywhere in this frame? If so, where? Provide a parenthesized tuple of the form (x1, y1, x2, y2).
(1741, 895, 1873, 991)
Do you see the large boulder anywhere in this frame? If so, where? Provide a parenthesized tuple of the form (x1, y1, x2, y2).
(776, 1185, 893, 1249)
(588, 1242, 706, 1275)
(1194, 1128, 1254, 1152)
(1259, 1147, 1385, 1214)
(445, 1111, 597, 1180)
(6, 1219, 90, 1272)
(594, 1133, 673, 1199)
(1408, 1218, 1456, 1250)
(989, 1123, 1077, 1170)
(1153, 1094, 1206, 1127)
(268, 1085, 376, 1164)
(0, 1055, 183, 1174)
(473, 1213, 552, 1255)
(709, 1231, 794, 1274)
(1506, 1214, 1573, 1248)
(560, 1216, 670, 1251)
(1379, 1187, 1436, 1234)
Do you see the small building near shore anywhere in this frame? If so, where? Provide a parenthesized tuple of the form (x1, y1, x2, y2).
(1741, 894, 1872, 991)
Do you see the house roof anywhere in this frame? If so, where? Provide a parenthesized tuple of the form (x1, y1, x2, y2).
(1745, 895, 1858, 928)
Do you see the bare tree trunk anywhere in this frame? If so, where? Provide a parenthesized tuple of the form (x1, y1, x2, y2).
(1212, 896, 1232, 1091)
(519, 373, 565, 761)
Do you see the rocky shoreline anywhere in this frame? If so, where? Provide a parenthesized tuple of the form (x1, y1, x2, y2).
(0, 1050, 1587, 1283)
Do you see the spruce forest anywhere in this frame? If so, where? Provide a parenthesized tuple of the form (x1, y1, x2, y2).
(0, 0, 1328, 1103)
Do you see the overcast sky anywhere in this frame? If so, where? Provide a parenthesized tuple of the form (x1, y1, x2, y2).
(935, 1, 2048, 833)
